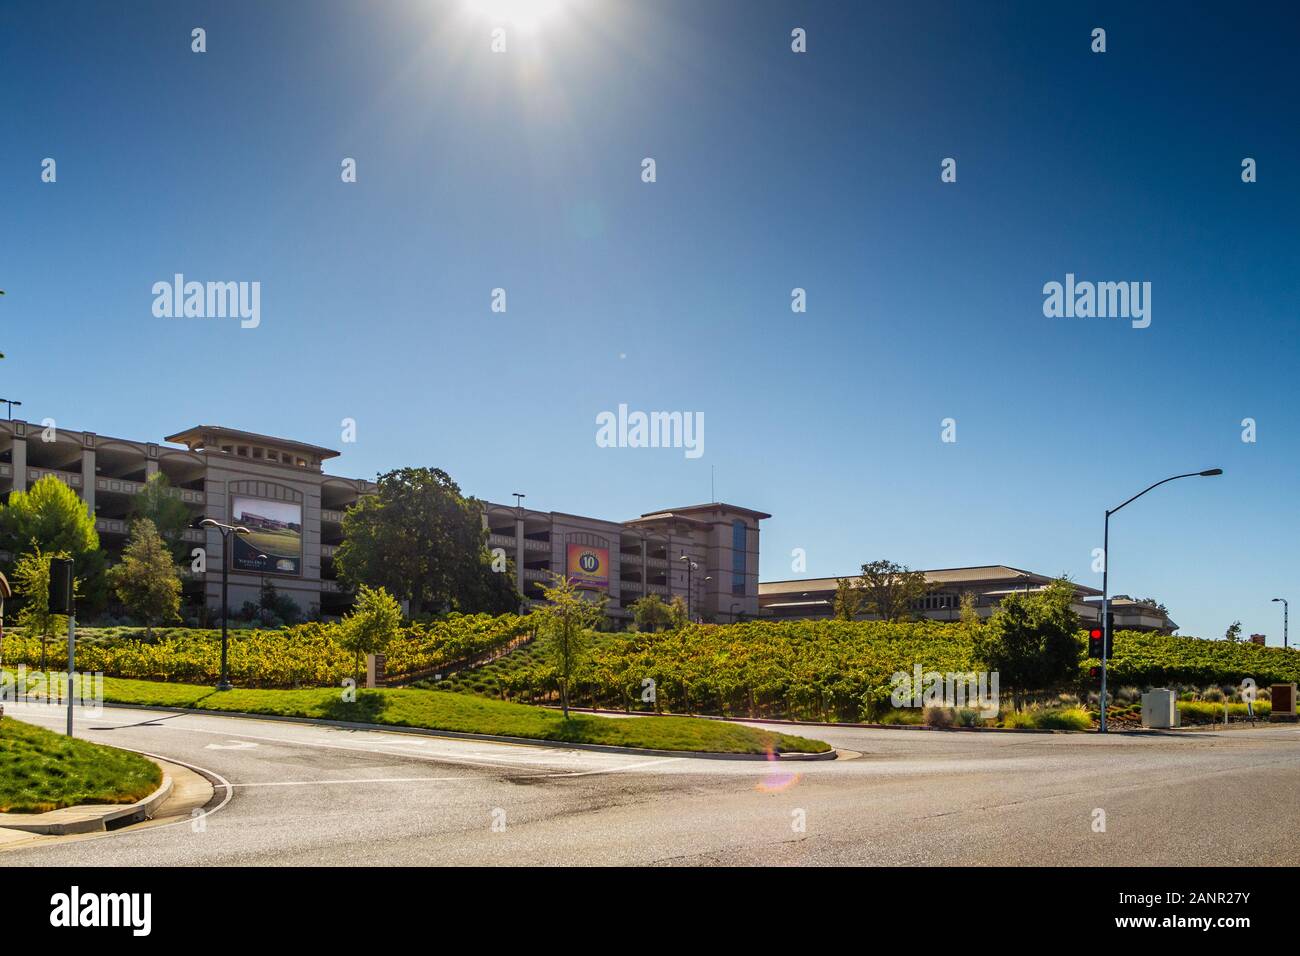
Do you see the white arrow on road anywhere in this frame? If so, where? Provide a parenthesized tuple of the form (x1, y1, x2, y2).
(205, 741, 260, 750)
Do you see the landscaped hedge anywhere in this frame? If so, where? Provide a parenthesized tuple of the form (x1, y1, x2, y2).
(0, 613, 538, 688)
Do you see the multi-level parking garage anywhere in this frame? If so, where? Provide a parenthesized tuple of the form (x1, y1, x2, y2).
(0, 419, 373, 618)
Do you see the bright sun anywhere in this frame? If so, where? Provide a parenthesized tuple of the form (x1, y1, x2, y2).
(470, 0, 569, 34)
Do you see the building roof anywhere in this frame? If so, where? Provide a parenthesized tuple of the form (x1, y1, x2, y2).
(625, 511, 713, 529)
(760, 565, 1103, 597)
(165, 425, 340, 460)
(639, 502, 773, 521)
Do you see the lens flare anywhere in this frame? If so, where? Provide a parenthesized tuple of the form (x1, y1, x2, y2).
(754, 747, 803, 793)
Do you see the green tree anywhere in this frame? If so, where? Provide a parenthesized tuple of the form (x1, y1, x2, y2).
(832, 577, 864, 621)
(130, 473, 194, 562)
(337, 584, 403, 681)
(629, 593, 673, 632)
(958, 590, 979, 625)
(536, 573, 607, 718)
(1224, 620, 1242, 642)
(666, 595, 688, 631)
(974, 577, 1081, 710)
(0, 475, 106, 612)
(857, 559, 930, 622)
(335, 467, 521, 615)
(108, 519, 182, 638)
(11, 544, 75, 667)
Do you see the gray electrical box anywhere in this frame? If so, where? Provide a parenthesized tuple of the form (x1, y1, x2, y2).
(1141, 688, 1180, 728)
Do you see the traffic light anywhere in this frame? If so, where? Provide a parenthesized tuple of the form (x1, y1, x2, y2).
(1088, 626, 1110, 660)
(47, 557, 75, 615)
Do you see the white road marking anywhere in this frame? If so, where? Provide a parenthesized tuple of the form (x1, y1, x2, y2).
(205, 741, 259, 750)
(81, 710, 686, 777)
(230, 776, 469, 788)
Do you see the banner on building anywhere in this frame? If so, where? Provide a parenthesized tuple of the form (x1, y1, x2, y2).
(566, 543, 609, 590)
(231, 496, 303, 575)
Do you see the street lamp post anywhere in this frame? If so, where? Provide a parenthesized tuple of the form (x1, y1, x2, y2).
(1100, 468, 1222, 732)
(1272, 598, 1288, 650)
(0, 398, 21, 420)
(679, 554, 699, 621)
(256, 553, 269, 609)
(200, 518, 251, 691)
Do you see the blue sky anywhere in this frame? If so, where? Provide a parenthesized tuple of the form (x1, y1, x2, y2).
(2, 1, 1298, 641)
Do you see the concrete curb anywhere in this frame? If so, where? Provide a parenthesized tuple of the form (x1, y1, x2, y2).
(95, 701, 838, 761)
(539, 704, 1081, 734)
(0, 768, 173, 835)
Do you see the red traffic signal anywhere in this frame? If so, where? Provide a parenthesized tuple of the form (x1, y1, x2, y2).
(1088, 626, 1111, 660)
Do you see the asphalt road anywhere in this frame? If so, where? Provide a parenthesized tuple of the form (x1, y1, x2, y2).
(5, 705, 1299, 865)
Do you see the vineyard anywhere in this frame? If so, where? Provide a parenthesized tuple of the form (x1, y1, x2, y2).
(436, 619, 987, 721)
(4, 613, 1295, 722)
(430, 620, 1300, 723)
(0, 613, 539, 688)
(1103, 630, 1300, 688)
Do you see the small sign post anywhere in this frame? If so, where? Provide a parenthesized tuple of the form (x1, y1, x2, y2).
(47, 558, 75, 736)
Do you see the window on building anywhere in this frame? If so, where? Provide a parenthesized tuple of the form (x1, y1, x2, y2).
(731, 519, 746, 595)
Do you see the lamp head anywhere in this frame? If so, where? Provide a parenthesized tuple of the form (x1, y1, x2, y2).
(1199, 468, 1223, 477)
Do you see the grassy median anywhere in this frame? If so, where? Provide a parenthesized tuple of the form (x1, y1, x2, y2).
(97, 677, 831, 755)
(0, 717, 163, 814)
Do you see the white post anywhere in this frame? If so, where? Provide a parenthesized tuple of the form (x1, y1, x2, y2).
(66, 613, 76, 736)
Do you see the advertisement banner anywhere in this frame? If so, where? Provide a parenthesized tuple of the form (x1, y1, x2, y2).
(566, 543, 609, 590)
(231, 496, 303, 575)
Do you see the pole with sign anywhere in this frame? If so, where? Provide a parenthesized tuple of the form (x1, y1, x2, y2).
(47, 557, 75, 736)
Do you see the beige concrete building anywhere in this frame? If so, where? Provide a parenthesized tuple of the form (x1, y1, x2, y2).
(760, 565, 1178, 632)
(483, 501, 768, 622)
(0, 420, 374, 618)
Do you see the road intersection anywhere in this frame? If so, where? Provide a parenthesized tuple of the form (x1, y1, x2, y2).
(5, 705, 1298, 865)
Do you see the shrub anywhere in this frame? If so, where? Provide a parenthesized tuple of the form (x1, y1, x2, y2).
(924, 706, 956, 728)
(1032, 707, 1092, 731)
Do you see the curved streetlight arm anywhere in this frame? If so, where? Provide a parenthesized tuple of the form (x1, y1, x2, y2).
(1108, 470, 1220, 517)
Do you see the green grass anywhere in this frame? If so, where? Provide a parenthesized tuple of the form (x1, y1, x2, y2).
(0, 717, 163, 814)
(96, 677, 831, 755)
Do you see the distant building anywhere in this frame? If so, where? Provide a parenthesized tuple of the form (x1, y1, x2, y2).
(759, 566, 1178, 633)
(1250, 633, 1267, 646)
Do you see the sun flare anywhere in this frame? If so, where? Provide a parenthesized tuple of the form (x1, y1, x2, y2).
(469, 0, 569, 34)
